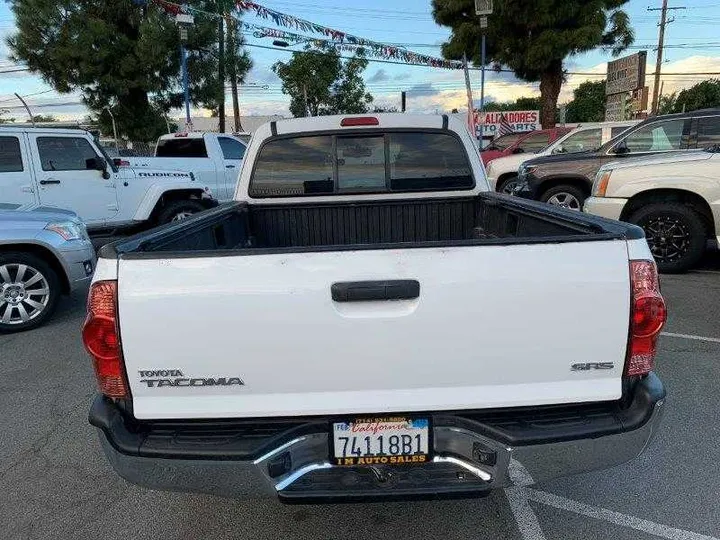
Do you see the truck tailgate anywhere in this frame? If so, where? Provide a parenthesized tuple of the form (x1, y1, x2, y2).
(118, 241, 631, 420)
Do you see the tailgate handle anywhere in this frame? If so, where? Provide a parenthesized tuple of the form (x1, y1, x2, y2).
(331, 280, 420, 302)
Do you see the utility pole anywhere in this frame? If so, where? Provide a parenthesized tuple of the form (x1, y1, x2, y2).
(648, 1, 686, 114)
(217, 0, 226, 133)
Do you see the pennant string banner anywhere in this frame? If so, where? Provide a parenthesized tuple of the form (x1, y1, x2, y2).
(149, 0, 463, 69)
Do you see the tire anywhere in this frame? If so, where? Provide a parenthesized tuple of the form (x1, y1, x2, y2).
(628, 202, 706, 274)
(539, 184, 586, 211)
(0, 252, 60, 333)
(497, 175, 521, 195)
(156, 199, 206, 225)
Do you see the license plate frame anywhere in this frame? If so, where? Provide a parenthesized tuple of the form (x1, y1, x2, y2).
(330, 416, 432, 466)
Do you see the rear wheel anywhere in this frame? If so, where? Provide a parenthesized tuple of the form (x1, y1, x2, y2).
(157, 200, 206, 225)
(628, 202, 706, 273)
(497, 175, 521, 195)
(540, 184, 585, 211)
(0, 252, 60, 333)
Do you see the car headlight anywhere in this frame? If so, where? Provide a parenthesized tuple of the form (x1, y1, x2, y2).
(45, 221, 89, 241)
(592, 170, 612, 197)
(518, 165, 537, 178)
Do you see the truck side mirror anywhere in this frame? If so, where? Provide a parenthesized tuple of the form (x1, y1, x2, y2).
(613, 144, 630, 155)
(86, 157, 111, 179)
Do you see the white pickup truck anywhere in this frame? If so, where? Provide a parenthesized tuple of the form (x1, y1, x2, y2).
(86, 114, 666, 503)
(124, 132, 247, 201)
(0, 127, 216, 232)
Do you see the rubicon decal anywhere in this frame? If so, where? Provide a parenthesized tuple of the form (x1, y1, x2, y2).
(138, 369, 244, 388)
(137, 172, 191, 178)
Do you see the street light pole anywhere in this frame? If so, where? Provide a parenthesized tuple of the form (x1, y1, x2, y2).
(480, 30, 486, 113)
(176, 11, 195, 131)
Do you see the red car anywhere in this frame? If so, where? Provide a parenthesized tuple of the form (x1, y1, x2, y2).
(480, 127, 573, 165)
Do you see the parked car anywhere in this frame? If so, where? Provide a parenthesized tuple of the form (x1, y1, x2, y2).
(585, 147, 720, 273)
(0, 127, 216, 233)
(0, 205, 95, 332)
(517, 108, 720, 210)
(480, 127, 573, 165)
(86, 114, 666, 503)
(486, 121, 639, 194)
(122, 132, 247, 201)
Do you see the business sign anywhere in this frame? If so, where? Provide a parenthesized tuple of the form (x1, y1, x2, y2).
(605, 51, 648, 121)
(474, 110, 539, 136)
(605, 87, 650, 121)
(606, 51, 647, 95)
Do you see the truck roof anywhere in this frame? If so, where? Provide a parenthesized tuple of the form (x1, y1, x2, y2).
(264, 113, 461, 137)
(0, 126, 91, 136)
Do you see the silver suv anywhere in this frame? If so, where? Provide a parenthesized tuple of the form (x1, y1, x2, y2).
(0, 205, 96, 332)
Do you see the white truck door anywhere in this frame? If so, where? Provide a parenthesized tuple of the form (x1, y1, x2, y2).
(28, 134, 119, 225)
(0, 133, 37, 208)
(217, 136, 246, 199)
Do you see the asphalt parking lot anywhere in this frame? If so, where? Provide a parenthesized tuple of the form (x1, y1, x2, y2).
(1, 249, 719, 540)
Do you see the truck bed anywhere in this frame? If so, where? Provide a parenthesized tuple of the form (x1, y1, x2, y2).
(102, 193, 641, 257)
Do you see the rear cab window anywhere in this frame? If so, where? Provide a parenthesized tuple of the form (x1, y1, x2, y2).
(0, 136, 23, 173)
(218, 137, 246, 160)
(156, 138, 208, 158)
(249, 131, 474, 198)
(695, 115, 720, 149)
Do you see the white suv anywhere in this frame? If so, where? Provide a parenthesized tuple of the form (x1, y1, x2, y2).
(486, 121, 639, 194)
(0, 127, 216, 232)
(585, 147, 720, 273)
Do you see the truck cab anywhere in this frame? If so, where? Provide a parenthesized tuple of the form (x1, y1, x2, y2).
(125, 132, 247, 201)
(0, 127, 214, 231)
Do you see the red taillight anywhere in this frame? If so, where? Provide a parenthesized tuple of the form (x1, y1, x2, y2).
(340, 116, 379, 127)
(82, 281, 128, 399)
(626, 261, 667, 376)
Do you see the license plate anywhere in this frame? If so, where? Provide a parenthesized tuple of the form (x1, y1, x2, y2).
(331, 416, 431, 466)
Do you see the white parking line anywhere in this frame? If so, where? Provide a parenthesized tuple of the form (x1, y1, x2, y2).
(505, 487, 547, 540)
(661, 332, 720, 344)
(526, 488, 720, 540)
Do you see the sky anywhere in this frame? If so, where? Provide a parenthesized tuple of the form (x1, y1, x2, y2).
(1, 0, 720, 123)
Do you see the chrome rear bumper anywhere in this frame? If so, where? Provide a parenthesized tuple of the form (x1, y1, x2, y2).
(92, 374, 664, 503)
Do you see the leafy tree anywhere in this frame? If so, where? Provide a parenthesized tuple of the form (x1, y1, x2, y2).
(432, 0, 634, 128)
(373, 105, 400, 113)
(32, 114, 57, 123)
(0, 109, 15, 124)
(273, 46, 373, 117)
(6, 0, 237, 141)
(672, 79, 720, 113)
(657, 92, 678, 115)
(484, 96, 541, 112)
(565, 80, 606, 122)
(225, 15, 253, 132)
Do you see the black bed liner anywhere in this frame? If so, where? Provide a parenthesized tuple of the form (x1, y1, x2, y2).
(99, 193, 643, 259)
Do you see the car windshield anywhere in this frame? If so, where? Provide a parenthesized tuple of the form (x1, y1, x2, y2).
(490, 133, 524, 150)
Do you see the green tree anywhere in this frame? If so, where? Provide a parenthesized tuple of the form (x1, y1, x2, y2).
(432, 0, 633, 128)
(657, 92, 677, 115)
(273, 46, 373, 117)
(565, 80, 607, 122)
(31, 114, 57, 123)
(6, 0, 234, 141)
(484, 96, 541, 112)
(0, 109, 15, 124)
(225, 14, 253, 131)
(672, 79, 720, 113)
